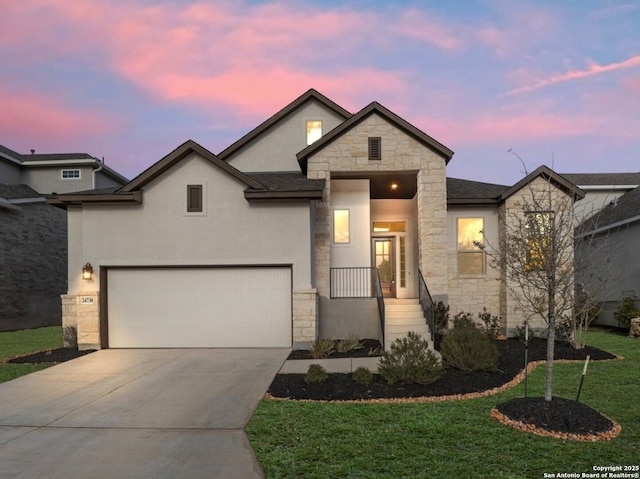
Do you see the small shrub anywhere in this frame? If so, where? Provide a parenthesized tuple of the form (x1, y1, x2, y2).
(440, 326, 499, 372)
(352, 366, 373, 386)
(433, 301, 450, 347)
(336, 334, 363, 354)
(451, 311, 478, 330)
(613, 297, 640, 329)
(304, 364, 328, 384)
(377, 332, 442, 385)
(477, 308, 501, 339)
(308, 338, 334, 359)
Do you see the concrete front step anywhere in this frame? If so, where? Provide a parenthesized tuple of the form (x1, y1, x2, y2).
(385, 310, 425, 319)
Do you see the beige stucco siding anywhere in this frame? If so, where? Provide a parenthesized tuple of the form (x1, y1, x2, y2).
(68, 153, 313, 294)
(226, 100, 347, 172)
(22, 166, 96, 194)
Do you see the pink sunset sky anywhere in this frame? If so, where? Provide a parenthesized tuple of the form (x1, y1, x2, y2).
(1, 0, 639, 185)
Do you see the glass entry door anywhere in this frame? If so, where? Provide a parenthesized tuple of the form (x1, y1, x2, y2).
(373, 238, 395, 297)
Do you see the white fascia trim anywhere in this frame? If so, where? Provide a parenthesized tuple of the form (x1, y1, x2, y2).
(0, 197, 22, 211)
(22, 159, 97, 167)
(0, 153, 21, 164)
(576, 215, 640, 238)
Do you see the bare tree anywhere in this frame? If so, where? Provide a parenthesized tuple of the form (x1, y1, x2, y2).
(478, 156, 622, 401)
(477, 156, 579, 401)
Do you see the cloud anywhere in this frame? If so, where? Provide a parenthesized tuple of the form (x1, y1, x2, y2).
(505, 55, 640, 95)
(0, 86, 114, 149)
(392, 8, 463, 51)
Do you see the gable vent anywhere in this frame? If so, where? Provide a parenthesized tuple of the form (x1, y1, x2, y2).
(187, 184, 203, 212)
(369, 137, 381, 161)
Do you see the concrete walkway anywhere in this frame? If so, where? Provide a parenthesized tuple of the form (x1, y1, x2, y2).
(0, 348, 289, 478)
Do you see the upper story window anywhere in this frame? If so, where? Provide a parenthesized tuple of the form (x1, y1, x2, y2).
(306, 120, 322, 145)
(525, 212, 553, 271)
(61, 169, 81, 179)
(187, 185, 203, 213)
(369, 137, 381, 160)
(457, 217, 485, 275)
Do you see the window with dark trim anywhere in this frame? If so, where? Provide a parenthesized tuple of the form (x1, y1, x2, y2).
(368, 137, 381, 160)
(457, 217, 485, 275)
(187, 185, 203, 212)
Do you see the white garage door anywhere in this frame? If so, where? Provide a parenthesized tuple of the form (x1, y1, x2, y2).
(107, 267, 291, 348)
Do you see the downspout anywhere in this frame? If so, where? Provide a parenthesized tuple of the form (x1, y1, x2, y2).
(92, 157, 104, 189)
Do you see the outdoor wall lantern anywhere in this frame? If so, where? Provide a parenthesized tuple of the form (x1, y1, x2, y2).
(82, 262, 94, 280)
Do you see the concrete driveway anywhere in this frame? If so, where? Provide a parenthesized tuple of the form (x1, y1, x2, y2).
(0, 348, 289, 478)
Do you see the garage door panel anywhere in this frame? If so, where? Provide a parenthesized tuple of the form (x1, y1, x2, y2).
(107, 268, 291, 348)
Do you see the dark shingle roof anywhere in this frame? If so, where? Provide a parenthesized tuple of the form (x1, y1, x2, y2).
(580, 186, 640, 231)
(0, 145, 22, 160)
(447, 177, 509, 201)
(0, 184, 42, 199)
(20, 152, 95, 162)
(245, 172, 325, 192)
(561, 173, 640, 186)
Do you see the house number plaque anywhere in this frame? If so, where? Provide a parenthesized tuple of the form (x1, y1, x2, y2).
(80, 296, 95, 304)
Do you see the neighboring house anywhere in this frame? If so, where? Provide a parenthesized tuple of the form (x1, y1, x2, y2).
(561, 172, 640, 223)
(0, 145, 128, 331)
(573, 178, 640, 327)
(48, 89, 582, 350)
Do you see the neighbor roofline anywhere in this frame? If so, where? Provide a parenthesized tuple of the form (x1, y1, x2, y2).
(120, 140, 265, 192)
(218, 89, 352, 161)
(296, 101, 454, 174)
(576, 215, 640, 238)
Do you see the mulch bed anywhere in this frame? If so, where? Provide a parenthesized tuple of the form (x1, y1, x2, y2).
(4, 348, 96, 364)
(268, 337, 621, 441)
(269, 338, 616, 402)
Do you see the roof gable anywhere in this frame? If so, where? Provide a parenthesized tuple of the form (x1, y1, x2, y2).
(218, 89, 352, 161)
(296, 101, 454, 174)
(498, 166, 585, 202)
(120, 140, 265, 193)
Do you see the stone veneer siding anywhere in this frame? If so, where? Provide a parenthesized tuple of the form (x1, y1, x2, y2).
(498, 177, 576, 335)
(0, 203, 67, 331)
(292, 288, 319, 348)
(307, 113, 449, 302)
(61, 292, 100, 350)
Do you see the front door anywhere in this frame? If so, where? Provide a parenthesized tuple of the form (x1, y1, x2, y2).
(373, 238, 396, 297)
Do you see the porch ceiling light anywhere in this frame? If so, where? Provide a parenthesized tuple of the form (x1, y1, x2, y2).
(82, 262, 94, 281)
(390, 182, 398, 190)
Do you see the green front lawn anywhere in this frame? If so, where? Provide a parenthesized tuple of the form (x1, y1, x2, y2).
(0, 326, 62, 383)
(247, 331, 639, 479)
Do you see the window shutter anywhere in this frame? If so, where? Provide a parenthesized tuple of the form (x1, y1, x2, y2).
(369, 137, 381, 160)
(187, 185, 203, 212)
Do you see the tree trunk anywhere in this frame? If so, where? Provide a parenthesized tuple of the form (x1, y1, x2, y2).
(545, 312, 555, 401)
